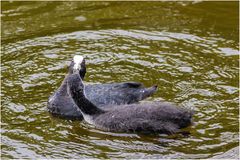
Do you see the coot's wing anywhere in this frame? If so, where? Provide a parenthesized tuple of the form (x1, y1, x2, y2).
(120, 82, 143, 88)
(85, 82, 157, 106)
(147, 103, 194, 128)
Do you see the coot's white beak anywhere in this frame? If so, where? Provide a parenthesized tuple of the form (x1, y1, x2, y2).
(73, 55, 84, 72)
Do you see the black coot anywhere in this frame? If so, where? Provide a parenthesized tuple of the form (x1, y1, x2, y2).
(68, 71, 193, 135)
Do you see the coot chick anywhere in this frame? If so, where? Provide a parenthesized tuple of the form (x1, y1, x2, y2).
(47, 56, 157, 120)
(67, 72, 193, 135)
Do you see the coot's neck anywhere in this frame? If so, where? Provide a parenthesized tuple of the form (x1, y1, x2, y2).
(68, 74, 105, 116)
(58, 71, 85, 96)
(73, 95, 105, 116)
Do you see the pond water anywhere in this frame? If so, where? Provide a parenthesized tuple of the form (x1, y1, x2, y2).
(1, 1, 239, 159)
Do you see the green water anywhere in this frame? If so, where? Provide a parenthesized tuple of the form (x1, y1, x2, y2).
(1, 1, 239, 159)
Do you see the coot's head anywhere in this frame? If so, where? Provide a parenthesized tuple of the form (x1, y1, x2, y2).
(67, 72, 85, 96)
(69, 55, 86, 79)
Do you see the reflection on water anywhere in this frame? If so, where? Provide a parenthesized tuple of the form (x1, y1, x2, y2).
(1, 1, 239, 159)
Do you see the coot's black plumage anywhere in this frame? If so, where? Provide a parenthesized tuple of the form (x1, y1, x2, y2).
(68, 72, 193, 135)
(66, 55, 194, 134)
(47, 56, 157, 120)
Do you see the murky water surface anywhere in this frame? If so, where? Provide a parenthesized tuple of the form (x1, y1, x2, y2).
(1, 2, 239, 159)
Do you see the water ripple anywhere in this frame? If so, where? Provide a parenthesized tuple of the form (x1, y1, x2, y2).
(1, 29, 238, 159)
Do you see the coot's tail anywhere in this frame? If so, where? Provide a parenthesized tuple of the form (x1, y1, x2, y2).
(140, 85, 158, 100)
